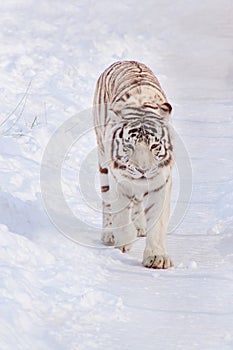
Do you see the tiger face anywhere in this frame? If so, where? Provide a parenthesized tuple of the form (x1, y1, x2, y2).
(112, 118, 173, 180)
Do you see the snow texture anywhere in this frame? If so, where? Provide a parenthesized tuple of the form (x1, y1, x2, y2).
(0, 1, 233, 349)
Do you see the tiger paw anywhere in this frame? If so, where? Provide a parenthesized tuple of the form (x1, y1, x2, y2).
(142, 255, 174, 269)
(137, 228, 147, 237)
(101, 231, 115, 245)
(116, 242, 133, 253)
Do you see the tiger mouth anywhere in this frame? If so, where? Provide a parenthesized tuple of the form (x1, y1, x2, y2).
(113, 160, 158, 179)
(135, 167, 146, 175)
(128, 167, 158, 180)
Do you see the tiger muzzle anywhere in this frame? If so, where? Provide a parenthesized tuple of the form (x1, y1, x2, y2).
(131, 142, 154, 172)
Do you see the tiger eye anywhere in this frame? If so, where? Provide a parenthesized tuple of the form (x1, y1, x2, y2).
(151, 144, 157, 150)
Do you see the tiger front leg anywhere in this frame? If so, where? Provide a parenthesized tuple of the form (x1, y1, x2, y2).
(111, 188, 138, 252)
(142, 176, 174, 269)
(131, 200, 147, 237)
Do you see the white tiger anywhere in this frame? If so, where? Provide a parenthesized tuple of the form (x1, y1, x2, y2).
(93, 61, 174, 269)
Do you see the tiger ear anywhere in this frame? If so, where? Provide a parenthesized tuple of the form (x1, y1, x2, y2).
(159, 102, 172, 118)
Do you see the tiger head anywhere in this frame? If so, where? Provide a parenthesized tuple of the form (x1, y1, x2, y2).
(112, 117, 173, 180)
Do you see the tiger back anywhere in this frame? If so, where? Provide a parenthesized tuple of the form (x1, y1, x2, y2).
(93, 61, 171, 152)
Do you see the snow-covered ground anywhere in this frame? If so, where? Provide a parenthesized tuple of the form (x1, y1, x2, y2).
(0, 1, 233, 349)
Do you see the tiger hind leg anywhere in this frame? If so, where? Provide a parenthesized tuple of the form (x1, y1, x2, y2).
(101, 202, 115, 245)
(99, 164, 115, 245)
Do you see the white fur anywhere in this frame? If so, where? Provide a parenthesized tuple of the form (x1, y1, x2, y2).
(94, 61, 173, 269)
(100, 157, 173, 268)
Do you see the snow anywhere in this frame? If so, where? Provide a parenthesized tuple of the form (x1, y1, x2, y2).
(0, 0, 233, 349)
